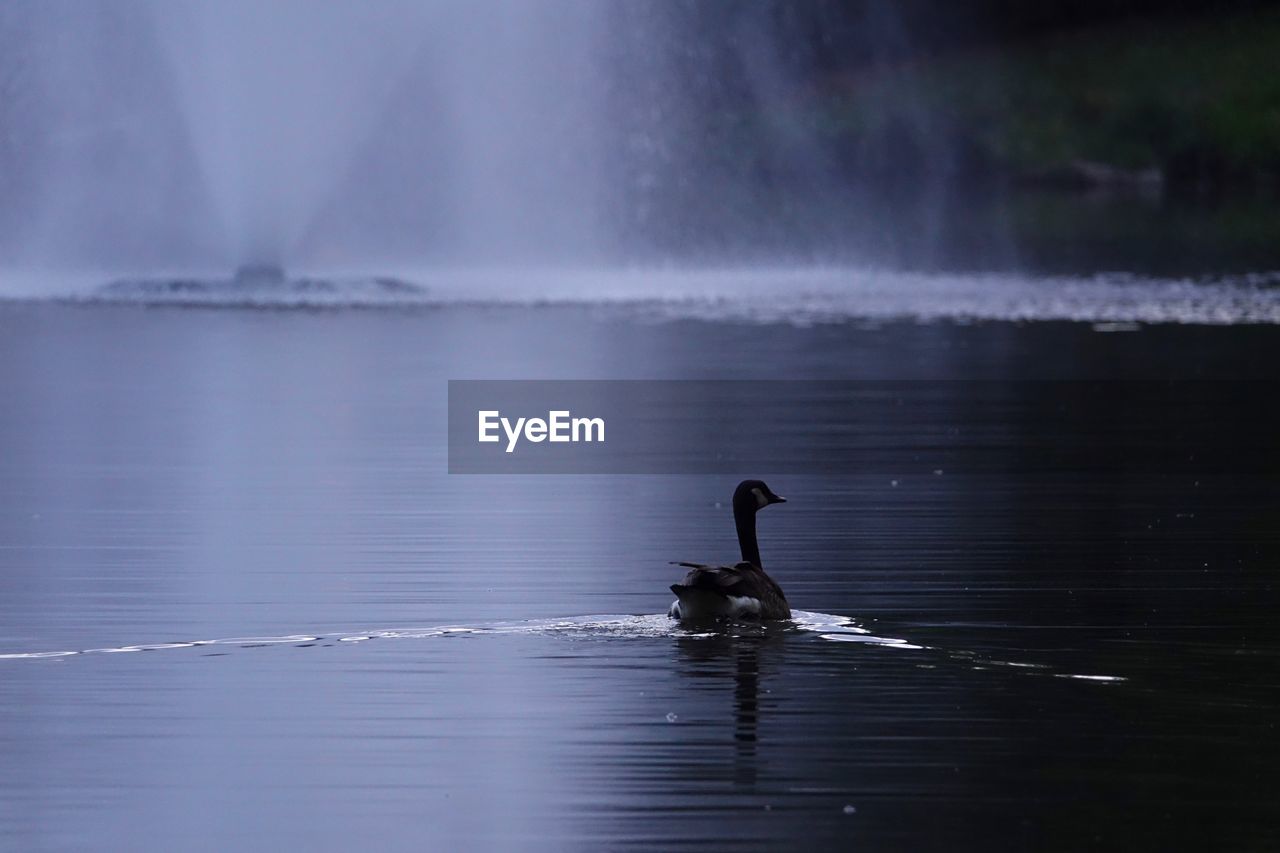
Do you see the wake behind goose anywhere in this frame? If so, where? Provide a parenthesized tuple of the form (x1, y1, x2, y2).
(0, 611, 883, 660)
(0, 612, 1123, 683)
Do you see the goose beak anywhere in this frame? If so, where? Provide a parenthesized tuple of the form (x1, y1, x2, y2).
(769, 495, 787, 505)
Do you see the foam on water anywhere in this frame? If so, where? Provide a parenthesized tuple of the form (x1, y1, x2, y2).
(0, 611, 897, 658)
(0, 611, 1125, 683)
(2, 266, 1277, 325)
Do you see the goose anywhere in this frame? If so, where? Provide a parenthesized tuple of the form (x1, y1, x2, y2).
(668, 480, 791, 622)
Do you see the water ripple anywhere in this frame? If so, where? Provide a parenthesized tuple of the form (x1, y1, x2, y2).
(0, 611, 1125, 683)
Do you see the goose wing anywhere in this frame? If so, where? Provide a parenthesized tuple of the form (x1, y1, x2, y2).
(669, 560, 754, 594)
(670, 561, 788, 604)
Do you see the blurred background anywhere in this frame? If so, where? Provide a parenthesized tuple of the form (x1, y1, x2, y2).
(0, 0, 1277, 277)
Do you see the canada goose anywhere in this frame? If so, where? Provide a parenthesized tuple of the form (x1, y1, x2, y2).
(668, 480, 791, 622)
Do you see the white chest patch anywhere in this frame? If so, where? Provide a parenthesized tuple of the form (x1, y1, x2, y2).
(725, 595, 762, 616)
(669, 593, 762, 621)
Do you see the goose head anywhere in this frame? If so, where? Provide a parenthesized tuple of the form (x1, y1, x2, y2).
(733, 479, 786, 515)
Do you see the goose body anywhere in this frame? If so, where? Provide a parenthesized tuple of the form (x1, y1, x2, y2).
(669, 480, 792, 622)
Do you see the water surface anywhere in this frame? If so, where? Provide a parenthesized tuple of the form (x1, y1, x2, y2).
(0, 302, 1277, 852)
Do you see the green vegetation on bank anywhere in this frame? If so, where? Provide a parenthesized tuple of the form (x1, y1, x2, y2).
(803, 7, 1280, 187)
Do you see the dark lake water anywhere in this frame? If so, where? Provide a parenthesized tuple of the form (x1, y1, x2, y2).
(1, 302, 1277, 851)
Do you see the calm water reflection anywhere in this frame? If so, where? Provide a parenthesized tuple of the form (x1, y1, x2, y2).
(0, 303, 1277, 852)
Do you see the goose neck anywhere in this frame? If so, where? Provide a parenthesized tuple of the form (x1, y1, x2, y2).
(735, 503, 761, 568)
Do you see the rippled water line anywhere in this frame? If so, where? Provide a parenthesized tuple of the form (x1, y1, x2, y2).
(0, 612, 843, 658)
(0, 611, 1127, 683)
(0, 635, 322, 659)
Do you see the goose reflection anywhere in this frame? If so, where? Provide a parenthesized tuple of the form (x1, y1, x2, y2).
(675, 629, 780, 788)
